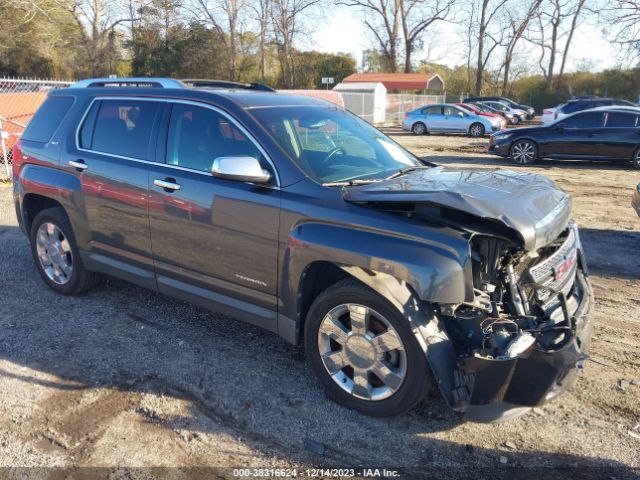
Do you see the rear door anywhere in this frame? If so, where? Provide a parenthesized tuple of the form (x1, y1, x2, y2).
(67, 97, 162, 289)
(601, 111, 640, 160)
(147, 101, 280, 329)
(420, 105, 444, 131)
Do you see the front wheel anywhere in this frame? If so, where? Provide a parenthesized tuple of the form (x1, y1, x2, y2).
(510, 139, 538, 165)
(469, 122, 485, 137)
(304, 279, 431, 416)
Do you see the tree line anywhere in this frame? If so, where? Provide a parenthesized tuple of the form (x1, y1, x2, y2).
(1, 0, 640, 100)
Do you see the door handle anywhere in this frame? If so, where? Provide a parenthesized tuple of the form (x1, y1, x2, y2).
(154, 178, 181, 191)
(68, 160, 88, 171)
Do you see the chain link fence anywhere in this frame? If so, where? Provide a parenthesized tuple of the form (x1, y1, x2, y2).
(0, 78, 72, 178)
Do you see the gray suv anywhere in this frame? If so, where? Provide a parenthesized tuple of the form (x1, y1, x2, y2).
(12, 78, 593, 421)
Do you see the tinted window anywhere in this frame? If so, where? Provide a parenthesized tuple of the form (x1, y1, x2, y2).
(81, 99, 160, 160)
(422, 106, 441, 115)
(605, 112, 639, 127)
(562, 101, 582, 114)
(166, 104, 263, 172)
(22, 96, 74, 143)
(563, 112, 605, 128)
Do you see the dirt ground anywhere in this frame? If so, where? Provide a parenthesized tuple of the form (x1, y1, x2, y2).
(0, 128, 639, 479)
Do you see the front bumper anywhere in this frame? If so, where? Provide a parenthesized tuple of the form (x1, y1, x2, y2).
(457, 268, 594, 422)
(488, 138, 511, 157)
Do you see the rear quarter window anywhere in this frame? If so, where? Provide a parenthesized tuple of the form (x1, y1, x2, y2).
(21, 96, 74, 143)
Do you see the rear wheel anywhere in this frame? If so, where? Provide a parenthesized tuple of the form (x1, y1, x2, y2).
(632, 148, 640, 169)
(469, 122, 485, 137)
(511, 115, 520, 125)
(30, 207, 100, 295)
(510, 139, 537, 165)
(411, 122, 427, 135)
(304, 279, 431, 416)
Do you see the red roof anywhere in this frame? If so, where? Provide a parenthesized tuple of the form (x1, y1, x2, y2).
(342, 73, 441, 90)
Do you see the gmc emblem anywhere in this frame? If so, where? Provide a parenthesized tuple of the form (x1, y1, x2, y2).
(553, 249, 578, 281)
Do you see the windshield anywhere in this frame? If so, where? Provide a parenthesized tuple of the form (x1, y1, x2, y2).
(249, 106, 423, 184)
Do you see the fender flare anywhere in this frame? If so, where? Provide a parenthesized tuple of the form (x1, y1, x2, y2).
(18, 164, 88, 246)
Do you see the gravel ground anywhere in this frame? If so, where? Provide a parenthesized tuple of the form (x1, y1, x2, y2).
(0, 129, 639, 479)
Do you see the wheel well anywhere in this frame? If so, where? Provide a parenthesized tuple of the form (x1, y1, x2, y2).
(22, 194, 63, 233)
(297, 261, 350, 340)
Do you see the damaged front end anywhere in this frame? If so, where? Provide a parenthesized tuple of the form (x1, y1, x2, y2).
(446, 224, 594, 421)
(343, 167, 594, 422)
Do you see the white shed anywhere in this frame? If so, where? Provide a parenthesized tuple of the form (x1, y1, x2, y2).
(333, 82, 387, 124)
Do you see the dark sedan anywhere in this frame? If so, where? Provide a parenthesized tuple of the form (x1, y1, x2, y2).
(489, 108, 640, 168)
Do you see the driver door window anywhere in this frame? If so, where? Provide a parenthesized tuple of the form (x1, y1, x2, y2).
(166, 103, 265, 172)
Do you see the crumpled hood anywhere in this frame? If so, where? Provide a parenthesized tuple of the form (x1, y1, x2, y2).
(343, 166, 572, 251)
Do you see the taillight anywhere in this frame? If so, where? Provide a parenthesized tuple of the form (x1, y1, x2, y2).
(12, 140, 22, 175)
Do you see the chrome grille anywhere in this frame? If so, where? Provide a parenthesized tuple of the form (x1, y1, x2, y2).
(528, 228, 578, 304)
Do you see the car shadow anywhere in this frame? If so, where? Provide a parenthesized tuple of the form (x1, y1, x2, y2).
(0, 224, 638, 476)
(579, 228, 640, 280)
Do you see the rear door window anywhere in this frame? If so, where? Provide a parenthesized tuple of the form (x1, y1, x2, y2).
(79, 99, 161, 160)
(22, 96, 74, 143)
(422, 106, 442, 115)
(563, 112, 605, 128)
(605, 112, 639, 127)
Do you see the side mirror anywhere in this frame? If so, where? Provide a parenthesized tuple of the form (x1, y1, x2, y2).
(555, 123, 565, 132)
(212, 156, 272, 184)
(457, 112, 465, 118)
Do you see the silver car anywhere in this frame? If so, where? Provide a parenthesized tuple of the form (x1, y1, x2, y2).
(402, 103, 500, 137)
(480, 101, 527, 124)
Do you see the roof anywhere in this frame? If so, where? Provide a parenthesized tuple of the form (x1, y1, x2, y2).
(342, 73, 443, 90)
(333, 82, 386, 92)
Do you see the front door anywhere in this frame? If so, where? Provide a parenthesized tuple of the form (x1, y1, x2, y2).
(546, 111, 606, 158)
(147, 102, 280, 329)
(67, 97, 163, 289)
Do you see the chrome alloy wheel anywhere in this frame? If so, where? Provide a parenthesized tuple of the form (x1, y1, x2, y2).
(412, 123, 426, 135)
(317, 304, 407, 401)
(511, 141, 535, 164)
(35, 222, 73, 285)
(633, 149, 640, 169)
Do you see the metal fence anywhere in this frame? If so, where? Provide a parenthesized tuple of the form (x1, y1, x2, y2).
(0, 78, 72, 177)
(337, 92, 447, 126)
(0, 77, 457, 178)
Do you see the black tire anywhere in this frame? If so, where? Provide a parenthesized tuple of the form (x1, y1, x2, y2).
(631, 147, 640, 169)
(469, 122, 485, 137)
(304, 279, 432, 416)
(29, 207, 100, 295)
(509, 139, 538, 165)
(511, 115, 520, 125)
(411, 122, 427, 135)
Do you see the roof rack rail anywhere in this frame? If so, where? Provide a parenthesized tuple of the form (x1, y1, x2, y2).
(71, 77, 186, 89)
(181, 79, 275, 92)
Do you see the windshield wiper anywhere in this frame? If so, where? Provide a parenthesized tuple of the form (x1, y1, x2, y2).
(386, 165, 431, 179)
(322, 178, 385, 187)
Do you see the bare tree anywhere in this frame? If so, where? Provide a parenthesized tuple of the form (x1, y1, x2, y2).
(69, 0, 140, 75)
(249, 0, 271, 80)
(499, 0, 542, 94)
(270, 0, 319, 86)
(194, 0, 248, 81)
(339, 0, 401, 72)
(527, 0, 588, 88)
(474, 0, 509, 95)
(600, 0, 640, 63)
(399, 0, 454, 73)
